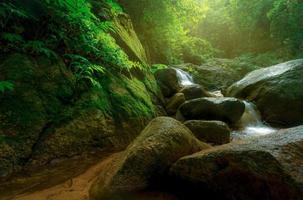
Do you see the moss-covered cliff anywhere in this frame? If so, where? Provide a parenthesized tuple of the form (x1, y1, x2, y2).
(0, 0, 163, 178)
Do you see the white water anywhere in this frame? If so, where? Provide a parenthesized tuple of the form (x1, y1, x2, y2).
(172, 68, 277, 139)
(174, 68, 194, 86)
(233, 101, 277, 139)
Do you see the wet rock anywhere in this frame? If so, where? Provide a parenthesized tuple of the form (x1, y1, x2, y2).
(172, 59, 259, 92)
(227, 59, 303, 127)
(184, 120, 230, 145)
(155, 68, 182, 97)
(90, 117, 210, 200)
(179, 97, 245, 124)
(170, 125, 303, 199)
(165, 93, 186, 115)
(179, 84, 209, 100)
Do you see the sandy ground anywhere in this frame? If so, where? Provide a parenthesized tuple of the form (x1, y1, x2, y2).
(12, 153, 121, 200)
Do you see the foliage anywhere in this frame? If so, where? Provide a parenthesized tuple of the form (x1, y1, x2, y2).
(0, 81, 14, 93)
(268, 0, 303, 54)
(150, 64, 167, 74)
(0, 0, 140, 87)
(193, 0, 303, 59)
(120, 0, 212, 64)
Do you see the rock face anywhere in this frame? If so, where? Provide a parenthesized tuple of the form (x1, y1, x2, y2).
(179, 97, 245, 124)
(112, 13, 149, 65)
(0, 53, 158, 177)
(227, 59, 303, 127)
(165, 93, 186, 115)
(170, 126, 303, 199)
(184, 120, 230, 145)
(90, 117, 210, 200)
(155, 68, 182, 97)
(179, 84, 209, 100)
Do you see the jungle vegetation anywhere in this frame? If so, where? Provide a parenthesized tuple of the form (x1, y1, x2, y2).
(1, 0, 303, 93)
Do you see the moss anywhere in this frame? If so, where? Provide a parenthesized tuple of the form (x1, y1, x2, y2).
(108, 75, 156, 119)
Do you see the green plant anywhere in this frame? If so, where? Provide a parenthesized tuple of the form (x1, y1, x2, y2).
(65, 54, 105, 88)
(150, 64, 167, 74)
(0, 81, 14, 93)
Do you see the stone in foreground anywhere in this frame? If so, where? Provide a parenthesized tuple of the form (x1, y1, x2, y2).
(90, 117, 210, 200)
(170, 126, 303, 200)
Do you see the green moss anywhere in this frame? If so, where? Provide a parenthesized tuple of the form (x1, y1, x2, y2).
(150, 64, 168, 74)
(107, 75, 156, 119)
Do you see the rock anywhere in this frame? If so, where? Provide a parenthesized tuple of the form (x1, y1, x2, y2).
(155, 68, 182, 97)
(0, 53, 158, 176)
(165, 93, 186, 115)
(111, 13, 149, 65)
(179, 84, 209, 100)
(227, 59, 303, 127)
(184, 120, 230, 145)
(170, 126, 303, 199)
(0, 53, 75, 177)
(89, 117, 210, 200)
(172, 59, 259, 92)
(179, 97, 245, 124)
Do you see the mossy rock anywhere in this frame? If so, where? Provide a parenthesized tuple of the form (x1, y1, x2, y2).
(0, 53, 75, 176)
(90, 117, 210, 200)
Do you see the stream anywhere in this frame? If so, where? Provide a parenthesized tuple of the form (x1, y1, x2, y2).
(174, 68, 277, 139)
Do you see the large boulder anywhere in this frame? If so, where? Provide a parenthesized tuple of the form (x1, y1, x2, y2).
(227, 59, 303, 127)
(170, 126, 303, 199)
(172, 59, 259, 91)
(179, 84, 209, 100)
(184, 120, 230, 145)
(155, 68, 182, 97)
(165, 93, 186, 115)
(90, 117, 210, 200)
(179, 97, 245, 124)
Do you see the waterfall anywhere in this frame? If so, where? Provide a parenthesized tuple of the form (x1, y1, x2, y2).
(174, 68, 194, 86)
(233, 101, 277, 139)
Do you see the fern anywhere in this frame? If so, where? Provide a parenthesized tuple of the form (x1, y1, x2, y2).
(65, 54, 105, 88)
(0, 81, 14, 93)
(23, 40, 58, 59)
(0, 2, 33, 28)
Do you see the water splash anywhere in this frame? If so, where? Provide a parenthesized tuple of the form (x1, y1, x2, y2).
(233, 101, 277, 139)
(174, 68, 194, 86)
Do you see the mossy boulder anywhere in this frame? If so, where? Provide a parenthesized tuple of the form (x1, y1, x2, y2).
(89, 117, 211, 200)
(184, 120, 231, 145)
(165, 93, 186, 115)
(170, 150, 301, 200)
(170, 125, 303, 198)
(155, 68, 182, 97)
(0, 53, 75, 177)
(179, 84, 209, 100)
(227, 59, 303, 127)
(179, 97, 245, 124)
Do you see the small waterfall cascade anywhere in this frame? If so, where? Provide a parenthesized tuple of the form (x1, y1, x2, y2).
(233, 101, 277, 139)
(174, 68, 194, 86)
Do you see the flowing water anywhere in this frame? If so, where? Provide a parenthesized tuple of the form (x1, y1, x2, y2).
(173, 67, 277, 139)
(174, 68, 194, 86)
(232, 101, 277, 140)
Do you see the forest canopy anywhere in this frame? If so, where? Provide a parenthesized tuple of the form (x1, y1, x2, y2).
(120, 0, 303, 64)
(1, 0, 303, 70)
